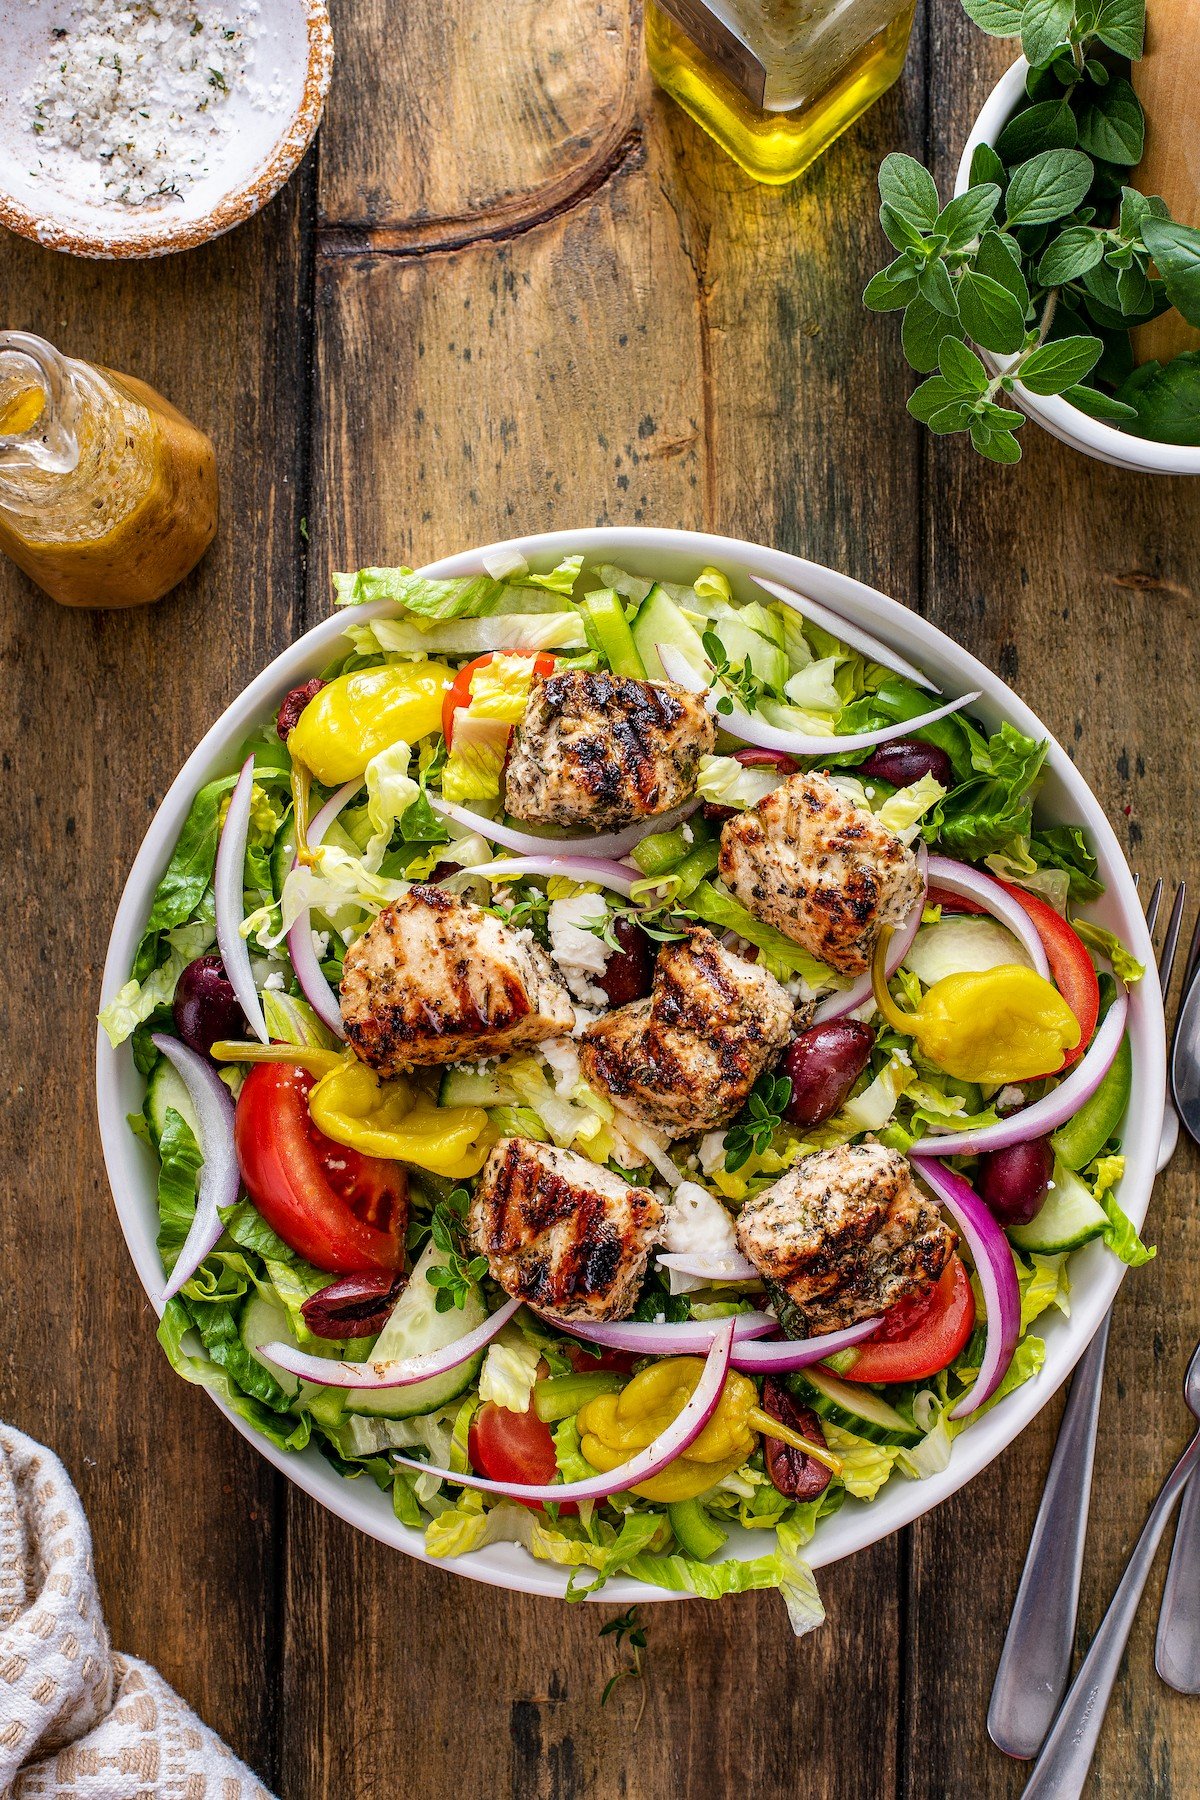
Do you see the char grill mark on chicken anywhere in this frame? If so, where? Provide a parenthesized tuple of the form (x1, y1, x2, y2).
(469, 1136, 664, 1322)
(735, 1142, 955, 1334)
(718, 770, 924, 976)
(504, 669, 716, 832)
(578, 925, 795, 1137)
(340, 884, 573, 1076)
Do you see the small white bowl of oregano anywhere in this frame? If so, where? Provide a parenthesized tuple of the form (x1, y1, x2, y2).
(862, 0, 1200, 473)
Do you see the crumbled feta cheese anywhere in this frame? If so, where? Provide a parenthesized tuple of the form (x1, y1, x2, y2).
(541, 1037, 581, 1100)
(997, 1084, 1026, 1113)
(310, 929, 330, 958)
(681, 822, 695, 845)
(662, 1181, 739, 1258)
(570, 1004, 600, 1039)
(547, 892, 611, 1006)
(262, 971, 286, 992)
(698, 1131, 728, 1175)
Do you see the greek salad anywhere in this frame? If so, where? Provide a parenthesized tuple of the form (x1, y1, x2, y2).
(103, 550, 1151, 1630)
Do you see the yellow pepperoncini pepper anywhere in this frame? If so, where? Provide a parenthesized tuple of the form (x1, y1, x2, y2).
(577, 1359, 842, 1503)
(871, 927, 1081, 1084)
(307, 1056, 495, 1178)
(288, 663, 453, 786)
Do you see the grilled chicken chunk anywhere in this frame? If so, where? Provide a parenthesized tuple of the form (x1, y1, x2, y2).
(504, 669, 715, 832)
(579, 925, 794, 1138)
(718, 771, 923, 976)
(735, 1143, 954, 1335)
(469, 1137, 664, 1322)
(340, 884, 573, 1075)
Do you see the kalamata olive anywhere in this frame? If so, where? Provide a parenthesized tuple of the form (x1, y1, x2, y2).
(782, 1020, 875, 1127)
(301, 1270, 406, 1339)
(858, 738, 954, 790)
(172, 955, 248, 1056)
(598, 916, 655, 1007)
(761, 1378, 832, 1500)
(276, 677, 325, 741)
(977, 1136, 1055, 1228)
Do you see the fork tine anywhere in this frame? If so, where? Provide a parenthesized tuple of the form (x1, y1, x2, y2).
(1159, 882, 1188, 995)
(1144, 876, 1164, 934)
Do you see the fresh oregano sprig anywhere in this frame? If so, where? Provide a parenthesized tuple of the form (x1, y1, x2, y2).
(425, 1187, 489, 1312)
(865, 0, 1200, 453)
(724, 1070, 793, 1173)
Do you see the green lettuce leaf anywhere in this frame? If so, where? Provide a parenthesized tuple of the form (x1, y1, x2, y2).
(622, 1541, 826, 1636)
(154, 1106, 203, 1274)
(1074, 920, 1145, 985)
(1091, 1155, 1155, 1266)
(157, 1300, 312, 1451)
(688, 882, 838, 987)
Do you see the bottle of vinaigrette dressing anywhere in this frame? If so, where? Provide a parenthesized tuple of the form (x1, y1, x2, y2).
(0, 332, 217, 608)
(645, 0, 917, 184)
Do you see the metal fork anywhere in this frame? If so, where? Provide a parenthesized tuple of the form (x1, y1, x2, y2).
(987, 879, 1187, 1760)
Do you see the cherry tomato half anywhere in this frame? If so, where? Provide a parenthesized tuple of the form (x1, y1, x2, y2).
(995, 880, 1100, 1070)
(468, 1400, 577, 1514)
(567, 1342, 638, 1375)
(441, 651, 555, 747)
(233, 1062, 407, 1273)
(831, 1255, 976, 1384)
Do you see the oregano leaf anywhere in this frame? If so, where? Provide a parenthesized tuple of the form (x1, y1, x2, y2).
(996, 98, 1078, 163)
(1063, 383, 1138, 422)
(1114, 353, 1200, 446)
(1092, 0, 1145, 58)
(1141, 219, 1200, 328)
(902, 294, 966, 372)
(1020, 0, 1074, 68)
(928, 401, 980, 435)
(907, 374, 964, 423)
(1004, 150, 1094, 226)
(939, 335, 991, 394)
(977, 230, 1031, 310)
(961, 0, 1026, 33)
(970, 142, 1006, 188)
(878, 153, 941, 229)
(1018, 334, 1104, 393)
(1036, 226, 1106, 285)
(970, 416, 1024, 461)
(864, 256, 921, 311)
(936, 184, 1002, 249)
(1076, 78, 1145, 165)
(918, 255, 960, 316)
(880, 203, 932, 252)
(958, 269, 1028, 352)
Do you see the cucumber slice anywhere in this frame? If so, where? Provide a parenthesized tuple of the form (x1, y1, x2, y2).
(668, 1497, 728, 1560)
(241, 1292, 304, 1399)
(346, 1242, 487, 1419)
(630, 584, 710, 682)
(1009, 1162, 1108, 1253)
(580, 587, 646, 679)
(905, 917, 1033, 986)
(437, 1065, 518, 1108)
(145, 1057, 199, 1143)
(796, 1366, 921, 1445)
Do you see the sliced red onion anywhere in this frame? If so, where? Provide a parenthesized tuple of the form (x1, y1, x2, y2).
(657, 1250, 760, 1282)
(910, 1158, 1021, 1419)
(285, 778, 361, 1043)
(215, 755, 268, 1045)
(925, 854, 1050, 979)
(657, 644, 979, 760)
(464, 856, 640, 898)
(261, 1295, 521, 1388)
(390, 1319, 736, 1503)
(549, 1309, 776, 1355)
(730, 1315, 884, 1373)
(813, 843, 928, 1023)
(609, 1113, 683, 1185)
(428, 793, 700, 861)
(914, 987, 1128, 1157)
(151, 1033, 241, 1303)
(750, 575, 941, 694)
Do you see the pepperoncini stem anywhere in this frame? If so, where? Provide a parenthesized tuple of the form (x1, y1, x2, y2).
(745, 1406, 843, 1476)
(871, 926, 917, 1037)
(290, 758, 314, 867)
(210, 1040, 344, 1076)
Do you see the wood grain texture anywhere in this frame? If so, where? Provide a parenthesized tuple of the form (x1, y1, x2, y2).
(4, 0, 1200, 1790)
(0, 173, 314, 1782)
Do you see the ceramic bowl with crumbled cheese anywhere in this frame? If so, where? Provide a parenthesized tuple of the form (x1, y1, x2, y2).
(0, 0, 332, 258)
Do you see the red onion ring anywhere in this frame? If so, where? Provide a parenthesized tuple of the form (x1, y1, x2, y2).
(389, 1319, 736, 1503)
(730, 1315, 884, 1373)
(464, 856, 642, 898)
(910, 1158, 1021, 1419)
(545, 1309, 776, 1355)
(215, 755, 268, 1045)
(813, 842, 929, 1023)
(285, 778, 361, 1042)
(925, 854, 1050, 979)
(656, 643, 979, 759)
(428, 793, 701, 861)
(261, 1294, 521, 1388)
(750, 576, 942, 694)
(152, 1033, 241, 1303)
(657, 1250, 760, 1282)
(914, 987, 1128, 1156)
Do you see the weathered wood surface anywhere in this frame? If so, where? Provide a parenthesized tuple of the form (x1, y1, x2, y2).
(3, 0, 1200, 1792)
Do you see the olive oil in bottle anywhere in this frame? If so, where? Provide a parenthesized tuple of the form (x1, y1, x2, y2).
(645, 0, 918, 185)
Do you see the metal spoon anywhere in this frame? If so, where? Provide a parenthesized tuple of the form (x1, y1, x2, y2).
(1168, 961, 1200, 1148)
(1021, 1338, 1200, 1800)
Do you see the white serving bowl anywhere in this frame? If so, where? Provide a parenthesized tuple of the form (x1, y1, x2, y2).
(97, 526, 1165, 1605)
(955, 57, 1200, 477)
(0, 0, 332, 259)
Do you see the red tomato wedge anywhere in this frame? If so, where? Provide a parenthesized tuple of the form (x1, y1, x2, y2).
(831, 1256, 976, 1384)
(234, 1062, 407, 1273)
(468, 1400, 577, 1514)
(994, 879, 1100, 1069)
(441, 651, 555, 747)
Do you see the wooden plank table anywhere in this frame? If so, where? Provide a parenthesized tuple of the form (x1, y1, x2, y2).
(3, 1, 1199, 1792)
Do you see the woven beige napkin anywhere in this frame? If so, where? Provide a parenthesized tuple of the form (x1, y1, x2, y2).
(0, 1422, 275, 1799)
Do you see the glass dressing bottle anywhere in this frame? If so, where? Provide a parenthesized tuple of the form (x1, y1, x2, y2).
(645, 0, 918, 185)
(0, 331, 218, 608)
